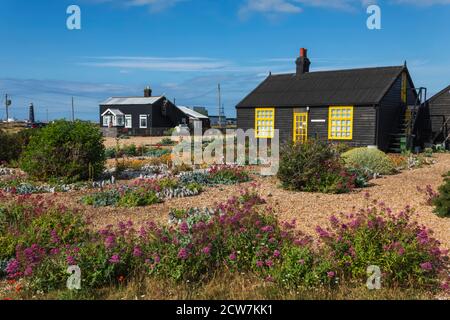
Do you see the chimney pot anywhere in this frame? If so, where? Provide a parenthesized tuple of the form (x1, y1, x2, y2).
(300, 48, 307, 58)
(296, 48, 310, 75)
(144, 86, 152, 97)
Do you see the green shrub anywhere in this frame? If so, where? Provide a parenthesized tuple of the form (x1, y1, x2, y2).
(342, 147, 395, 175)
(19, 120, 105, 182)
(117, 188, 161, 207)
(208, 165, 250, 185)
(277, 140, 356, 193)
(81, 190, 121, 207)
(433, 176, 450, 217)
(144, 148, 171, 158)
(159, 138, 176, 146)
(0, 129, 37, 164)
(318, 203, 449, 288)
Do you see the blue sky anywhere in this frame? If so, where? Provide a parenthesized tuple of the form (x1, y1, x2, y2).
(0, 0, 449, 121)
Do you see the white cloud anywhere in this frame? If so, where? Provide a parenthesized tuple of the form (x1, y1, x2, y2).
(85, 0, 187, 12)
(239, 0, 303, 19)
(80, 56, 234, 72)
(392, 0, 450, 5)
(239, 0, 450, 18)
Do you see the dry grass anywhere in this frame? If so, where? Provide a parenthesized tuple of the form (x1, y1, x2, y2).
(103, 136, 179, 148)
(4, 271, 434, 300)
(0, 122, 26, 134)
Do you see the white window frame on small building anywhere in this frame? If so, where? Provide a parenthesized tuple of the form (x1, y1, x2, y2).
(103, 115, 112, 127)
(101, 109, 125, 127)
(139, 115, 148, 129)
(125, 115, 132, 129)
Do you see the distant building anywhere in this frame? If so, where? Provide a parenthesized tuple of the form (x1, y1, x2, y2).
(99, 86, 210, 137)
(193, 107, 209, 116)
(209, 115, 227, 127)
(226, 118, 237, 126)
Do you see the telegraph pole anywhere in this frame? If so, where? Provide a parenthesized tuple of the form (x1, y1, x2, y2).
(218, 84, 222, 128)
(71, 96, 75, 122)
(5, 94, 10, 122)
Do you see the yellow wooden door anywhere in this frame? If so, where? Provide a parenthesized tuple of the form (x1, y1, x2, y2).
(293, 112, 308, 143)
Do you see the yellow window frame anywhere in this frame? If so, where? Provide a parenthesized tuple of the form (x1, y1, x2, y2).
(293, 112, 308, 143)
(255, 108, 275, 138)
(328, 106, 353, 140)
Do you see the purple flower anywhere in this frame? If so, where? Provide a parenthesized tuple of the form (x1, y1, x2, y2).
(109, 254, 120, 264)
(154, 255, 161, 264)
(24, 266, 33, 277)
(178, 248, 189, 260)
(201, 246, 211, 255)
(229, 252, 237, 261)
(50, 229, 60, 244)
(327, 271, 336, 278)
(6, 259, 20, 276)
(329, 215, 339, 226)
(265, 260, 274, 267)
(420, 262, 433, 271)
(179, 222, 189, 235)
(105, 235, 116, 249)
(133, 246, 143, 257)
(273, 250, 281, 258)
(256, 260, 264, 268)
(50, 248, 60, 255)
(67, 255, 76, 265)
(315, 226, 330, 238)
(261, 225, 274, 233)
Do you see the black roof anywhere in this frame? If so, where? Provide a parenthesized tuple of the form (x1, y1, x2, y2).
(237, 66, 406, 108)
(428, 85, 450, 103)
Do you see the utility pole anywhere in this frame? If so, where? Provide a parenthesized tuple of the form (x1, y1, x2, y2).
(5, 94, 11, 122)
(71, 96, 75, 122)
(46, 108, 49, 123)
(218, 84, 222, 128)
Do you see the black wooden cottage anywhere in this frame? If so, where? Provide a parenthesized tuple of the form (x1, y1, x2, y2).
(99, 87, 210, 137)
(236, 48, 428, 152)
(427, 85, 450, 146)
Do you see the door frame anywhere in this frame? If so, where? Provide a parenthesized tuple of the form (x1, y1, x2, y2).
(293, 112, 308, 143)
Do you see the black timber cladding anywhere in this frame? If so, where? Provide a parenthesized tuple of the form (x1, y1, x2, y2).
(428, 85, 450, 141)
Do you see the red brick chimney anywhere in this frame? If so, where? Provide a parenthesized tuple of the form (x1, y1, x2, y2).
(296, 48, 311, 75)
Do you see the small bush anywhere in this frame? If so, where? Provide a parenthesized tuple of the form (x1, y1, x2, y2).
(317, 201, 449, 288)
(208, 165, 250, 185)
(277, 140, 356, 193)
(19, 120, 105, 182)
(433, 176, 450, 217)
(159, 138, 176, 146)
(0, 129, 37, 164)
(342, 147, 395, 175)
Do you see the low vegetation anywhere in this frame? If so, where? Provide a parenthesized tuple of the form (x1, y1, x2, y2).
(0, 190, 448, 299)
(342, 147, 396, 176)
(19, 120, 105, 183)
(81, 178, 202, 208)
(277, 140, 359, 194)
(433, 173, 450, 217)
